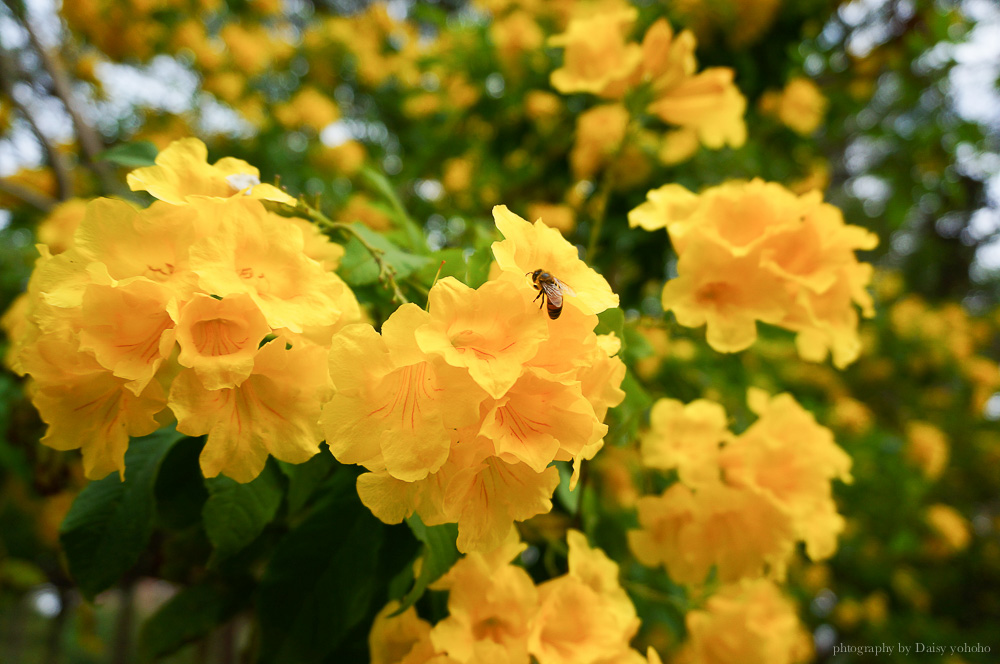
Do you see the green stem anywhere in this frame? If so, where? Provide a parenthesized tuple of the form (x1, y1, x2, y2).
(360, 166, 425, 251)
(585, 119, 639, 263)
(288, 199, 410, 305)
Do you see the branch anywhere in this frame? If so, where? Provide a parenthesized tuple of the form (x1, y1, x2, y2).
(19, 12, 123, 196)
(0, 177, 57, 212)
(281, 198, 411, 305)
(0, 44, 73, 201)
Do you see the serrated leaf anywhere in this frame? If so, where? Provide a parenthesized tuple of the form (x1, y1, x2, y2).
(257, 468, 385, 664)
(392, 515, 459, 615)
(97, 141, 159, 168)
(202, 461, 284, 567)
(337, 222, 431, 287)
(138, 577, 252, 661)
(59, 427, 184, 599)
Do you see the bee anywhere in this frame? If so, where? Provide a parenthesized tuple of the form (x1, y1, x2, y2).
(527, 269, 575, 320)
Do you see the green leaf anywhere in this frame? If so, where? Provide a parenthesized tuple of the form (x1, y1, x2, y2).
(59, 427, 184, 600)
(393, 515, 459, 615)
(337, 223, 431, 287)
(202, 461, 284, 567)
(554, 461, 581, 515)
(154, 436, 208, 530)
(359, 166, 425, 250)
(96, 141, 159, 168)
(596, 308, 625, 344)
(278, 449, 336, 516)
(257, 468, 386, 663)
(465, 244, 494, 288)
(138, 577, 252, 661)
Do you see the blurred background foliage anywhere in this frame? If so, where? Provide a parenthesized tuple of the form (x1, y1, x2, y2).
(1, 0, 999, 662)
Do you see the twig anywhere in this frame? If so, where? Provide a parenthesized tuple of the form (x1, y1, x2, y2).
(19, 11, 123, 196)
(283, 198, 411, 304)
(0, 177, 57, 212)
(585, 119, 638, 262)
(0, 44, 73, 201)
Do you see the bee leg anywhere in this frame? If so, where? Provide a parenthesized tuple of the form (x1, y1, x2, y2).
(533, 290, 543, 303)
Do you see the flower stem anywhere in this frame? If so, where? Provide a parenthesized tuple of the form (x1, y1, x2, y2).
(288, 198, 411, 305)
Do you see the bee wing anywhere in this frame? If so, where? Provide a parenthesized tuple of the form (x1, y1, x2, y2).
(552, 277, 576, 297)
(540, 280, 564, 307)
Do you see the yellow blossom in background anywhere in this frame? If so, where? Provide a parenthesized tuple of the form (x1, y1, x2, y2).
(721, 389, 852, 560)
(631, 390, 851, 582)
(36, 198, 88, 254)
(925, 504, 971, 555)
(760, 77, 829, 136)
(549, 7, 642, 99)
(127, 137, 294, 205)
(630, 179, 877, 366)
(639, 398, 729, 488)
(905, 421, 950, 480)
(368, 602, 441, 664)
(527, 202, 576, 234)
(678, 579, 811, 664)
(570, 104, 630, 180)
(275, 87, 340, 131)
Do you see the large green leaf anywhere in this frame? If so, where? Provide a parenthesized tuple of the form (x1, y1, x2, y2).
(138, 576, 252, 661)
(257, 468, 387, 664)
(59, 427, 184, 599)
(392, 515, 460, 615)
(202, 461, 285, 567)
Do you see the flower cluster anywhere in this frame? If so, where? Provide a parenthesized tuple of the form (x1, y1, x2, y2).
(629, 388, 852, 584)
(9, 139, 359, 481)
(323, 206, 624, 552)
(629, 179, 878, 367)
(759, 77, 829, 136)
(549, 6, 746, 151)
(677, 579, 812, 664)
(368, 531, 661, 664)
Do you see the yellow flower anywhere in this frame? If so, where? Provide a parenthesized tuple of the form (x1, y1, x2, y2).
(187, 197, 354, 333)
(640, 398, 729, 488)
(491, 11, 544, 68)
(170, 339, 330, 482)
(173, 292, 271, 390)
(527, 203, 576, 234)
(633, 180, 876, 363)
(628, 483, 795, 585)
(720, 389, 852, 560)
(28, 328, 166, 479)
(760, 77, 828, 135)
(925, 504, 971, 554)
(905, 421, 949, 480)
(78, 276, 176, 395)
(369, 601, 441, 664)
(661, 238, 790, 353)
(492, 205, 619, 316)
(414, 278, 548, 398)
(529, 530, 640, 664)
(322, 307, 487, 482)
(430, 533, 538, 662)
(679, 580, 811, 664)
(36, 198, 88, 254)
(275, 87, 340, 131)
(549, 7, 643, 99)
(570, 104, 629, 180)
(127, 138, 295, 205)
